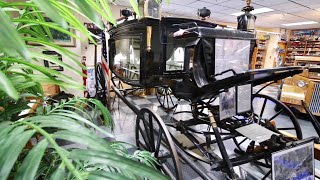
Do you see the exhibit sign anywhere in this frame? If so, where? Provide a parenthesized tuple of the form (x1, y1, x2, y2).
(219, 87, 236, 120)
(86, 67, 96, 98)
(272, 141, 314, 180)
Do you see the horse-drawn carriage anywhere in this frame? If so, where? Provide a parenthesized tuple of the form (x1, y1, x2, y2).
(107, 16, 316, 179)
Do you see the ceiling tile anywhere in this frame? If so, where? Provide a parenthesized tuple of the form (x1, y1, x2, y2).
(169, 0, 197, 5)
(210, 12, 228, 18)
(218, 0, 247, 8)
(201, 0, 230, 4)
(114, 0, 131, 7)
(162, 2, 178, 12)
(281, 6, 310, 13)
(312, 4, 320, 9)
(293, 10, 320, 21)
(207, 5, 230, 12)
(214, 14, 237, 23)
(290, 0, 320, 6)
(253, 0, 290, 6)
(186, 1, 216, 8)
(269, 2, 303, 10)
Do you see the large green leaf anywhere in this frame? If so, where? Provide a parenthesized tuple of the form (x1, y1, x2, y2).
(73, 0, 103, 29)
(32, 0, 68, 29)
(71, 149, 169, 180)
(12, 19, 79, 40)
(0, 128, 35, 179)
(50, 163, 66, 180)
(53, 130, 114, 153)
(18, 121, 84, 180)
(0, 70, 19, 100)
(0, 8, 31, 61)
(30, 52, 84, 77)
(1, 58, 83, 89)
(98, 0, 116, 25)
(50, 0, 97, 44)
(22, 36, 85, 69)
(15, 140, 49, 180)
(130, 0, 140, 18)
(88, 171, 132, 180)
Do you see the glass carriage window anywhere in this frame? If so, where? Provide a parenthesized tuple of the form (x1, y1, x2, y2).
(215, 39, 251, 80)
(166, 47, 185, 71)
(186, 47, 195, 69)
(113, 38, 140, 80)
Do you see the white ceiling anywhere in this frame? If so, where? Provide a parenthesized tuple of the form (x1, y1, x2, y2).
(114, 0, 320, 29)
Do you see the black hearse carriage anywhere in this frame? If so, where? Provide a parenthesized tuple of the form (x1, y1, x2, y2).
(108, 17, 314, 180)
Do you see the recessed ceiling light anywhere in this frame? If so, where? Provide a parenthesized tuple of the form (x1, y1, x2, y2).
(231, 7, 274, 16)
(282, 21, 318, 26)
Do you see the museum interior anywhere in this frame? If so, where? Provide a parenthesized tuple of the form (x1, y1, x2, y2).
(2, 0, 320, 179)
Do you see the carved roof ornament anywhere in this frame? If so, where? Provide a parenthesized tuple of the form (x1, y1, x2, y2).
(246, 0, 251, 7)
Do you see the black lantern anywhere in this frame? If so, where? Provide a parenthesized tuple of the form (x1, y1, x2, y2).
(198, 7, 211, 20)
(237, 0, 256, 32)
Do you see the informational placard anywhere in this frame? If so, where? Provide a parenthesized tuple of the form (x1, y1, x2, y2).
(272, 141, 314, 180)
(236, 123, 278, 143)
(237, 84, 252, 114)
(219, 87, 236, 120)
(86, 67, 96, 97)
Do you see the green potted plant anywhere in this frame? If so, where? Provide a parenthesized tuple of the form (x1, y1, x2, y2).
(0, 0, 168, 179)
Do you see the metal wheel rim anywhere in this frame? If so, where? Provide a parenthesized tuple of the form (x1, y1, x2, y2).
(135, 108, 182, 180)
(233, 93, 302, 153)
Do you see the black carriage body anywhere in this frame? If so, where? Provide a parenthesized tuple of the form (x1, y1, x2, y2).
(108, 17, 256, 89)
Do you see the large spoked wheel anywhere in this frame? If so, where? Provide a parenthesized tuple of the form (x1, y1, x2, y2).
(156, 86, 178, 111)
(233, 93, 302, 153)
(136, 108, 182, 180)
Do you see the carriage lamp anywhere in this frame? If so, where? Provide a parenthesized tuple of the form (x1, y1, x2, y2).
(297, 80, 307, 88)
(138, 0, 162, 19)
(237, 0, 256, 32)
(198, 7, 211, 20)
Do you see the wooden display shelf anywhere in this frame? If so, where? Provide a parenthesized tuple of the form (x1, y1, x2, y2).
(295, 56, 320, 62)
(252, 39, 268, 69)
(285, 31, 320, 65)
(287, 49, 305, 51)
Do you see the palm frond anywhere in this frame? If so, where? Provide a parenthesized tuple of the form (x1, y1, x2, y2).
(0, 98, 168, 180)
(0, 0, 168, 179)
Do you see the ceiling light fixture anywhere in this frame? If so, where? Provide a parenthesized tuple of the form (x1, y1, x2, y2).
(231, 7, 274, 16)
(282, 21, 319, 26)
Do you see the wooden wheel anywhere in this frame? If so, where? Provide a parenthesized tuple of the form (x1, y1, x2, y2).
(233, 93, 302, 153)
(156, 86, 178, 111)
(135, 108, 182, 180)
